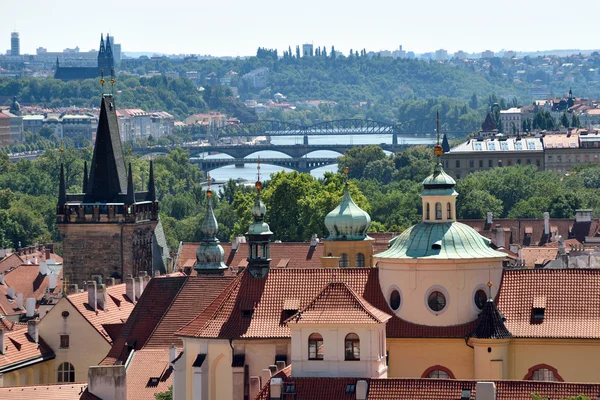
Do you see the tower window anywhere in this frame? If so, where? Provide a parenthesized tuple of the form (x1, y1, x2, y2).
(308, 333, 324, 360)
(435, 203, 442, 220)
(355, 253, 365, 268)
(426, 203, 430, 220)
(344, 333, 360, 361)
(446, 203, 452, 219)
(339, 253, 349, 268)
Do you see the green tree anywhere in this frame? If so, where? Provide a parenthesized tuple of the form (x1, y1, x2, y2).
(338, 145, 387, 179)
(155, 386, 172, 400)
(457, 190, 503, 219)
(560, 112, 570, 128)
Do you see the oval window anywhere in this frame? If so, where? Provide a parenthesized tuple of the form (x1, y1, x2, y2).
(390, 289, 401, 311)
(428, 290, 446, 312)
(474, 289, 487, 310)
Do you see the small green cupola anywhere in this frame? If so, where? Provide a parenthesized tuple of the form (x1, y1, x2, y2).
(324, 174, 371, 241)
(195, 185, 227, 274)
(246, 161, 273, 278)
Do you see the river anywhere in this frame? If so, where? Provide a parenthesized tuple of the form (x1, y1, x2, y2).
(198, 134, 435, 186)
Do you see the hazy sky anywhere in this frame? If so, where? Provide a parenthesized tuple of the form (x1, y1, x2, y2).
(4, 0, 600, 57)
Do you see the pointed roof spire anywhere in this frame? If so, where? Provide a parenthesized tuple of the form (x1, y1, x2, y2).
(126, 163, 135, 205)
(82, 160, 88, 193)
(58, 163, 66, 206)
(105, 33, 113, 54)
(469, 298, 512, 339)
(147, 160, 156, 202)
(99, 33, 105, 54)
(195, 179, 227, 273)
(85, 95, 127, 203)
(481, 112, 498, 132)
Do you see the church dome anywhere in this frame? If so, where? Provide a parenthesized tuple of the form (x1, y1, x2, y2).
(195, 190, 227, 272)
(422, 163, 456, 187)
(325, 184, 371, 241)
(375, 222, 506, 260)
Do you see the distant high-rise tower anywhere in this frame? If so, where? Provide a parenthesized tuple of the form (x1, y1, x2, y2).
(10, 32, 19, 56)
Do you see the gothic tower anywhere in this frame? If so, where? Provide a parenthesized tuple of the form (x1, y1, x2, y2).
(56, 94, 159, 286)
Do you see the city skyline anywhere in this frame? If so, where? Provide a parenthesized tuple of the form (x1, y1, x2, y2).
(3, 0, 600, 57)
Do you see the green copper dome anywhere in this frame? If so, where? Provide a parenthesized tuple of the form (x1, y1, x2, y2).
(422, 163, 456, 187)
(325, 184, 371, 241)
(195, 195, 227, 272)
(247, 194, 273, 236)
(375, 222, 506, 260)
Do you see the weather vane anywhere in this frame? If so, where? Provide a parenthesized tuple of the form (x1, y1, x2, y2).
(255, 156, 262, 192)
(434, 111, 443, 158)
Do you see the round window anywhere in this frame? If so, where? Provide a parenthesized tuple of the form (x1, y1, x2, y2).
(428, 291, 446, 312)
(389, 289, 401, 311)
(474, 289, 487, 310)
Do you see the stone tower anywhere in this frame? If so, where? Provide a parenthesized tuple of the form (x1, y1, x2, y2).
(57, 94, 158, 286)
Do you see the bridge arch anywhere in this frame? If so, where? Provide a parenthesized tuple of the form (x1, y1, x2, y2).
(244, 150, 293, 159)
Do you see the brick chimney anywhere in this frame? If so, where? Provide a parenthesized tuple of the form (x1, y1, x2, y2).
(27, 319, 39, 343)
(97, 284, 106, 310)
(125, 275, 136, 303)
(87, 281, 97, 311)
(105, 277, 116, 287)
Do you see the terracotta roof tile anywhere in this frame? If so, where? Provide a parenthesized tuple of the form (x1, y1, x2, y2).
(0, 253, 24, 273)
(0, 383, 91, 399)
(288, 282, 391, 324)
(67, 283, 136, 344)
(176, 268, 476, 340)
(519, 247, 558, 268)
(0, 324, 54, 371)
(126, 349, 173, 400)
(256, 375, 600, 400)
(498, 268, 600, 338)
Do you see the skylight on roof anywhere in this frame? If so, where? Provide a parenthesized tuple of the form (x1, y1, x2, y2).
(488, 142, 496, 150)
(528, 141, 537, 150)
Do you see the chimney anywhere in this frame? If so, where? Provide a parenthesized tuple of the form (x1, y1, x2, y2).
(27, 319, 39, 343)
(249, 376, 261, 400)
(486, 212, 493, 225)
(544, 212, 550, 235)
(0, 273, 4, 285)
(67, 284, 79, 295)
(17, 293, 23, 310)
(261, 369, 272, 388)
(268, 365, 277, 375)
(356, 380, 368, 400)
(140, 271, 150, 289)
(88, 365, 127, 400)
(0, 327, 4, 355)
(276, 361, 286, 371)
(97, 284, 106, 310)
(310, 234, 319, 247)
(135, 275, 144, 301)
(45, 248, 51, 259)
(39, 260, 48, 275)
(25, 298, 36, 317)
(48, 273, 57, 290)
(169, 344, 177, 367)
(7, 288, 14, 299)
(575, 209, 593, 223)
(87, 281, 97, 311)
(475, 382, 497, 400)
(125, 275, 136, 303)
(270, 377, 282, 400)
(105, 277, 116, 287)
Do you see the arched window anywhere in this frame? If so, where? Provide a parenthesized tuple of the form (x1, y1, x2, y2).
(57, 362, 75, 383)
(339, 253, 349, 268)
(355, 253, 365, 268)
(345, 333, 360, 360)
(422, 365, 455, 379)
(308, 333, 323, 360)
(426, 203, 430, 220)
(435, 203, 442, 220)
(446, 203, 452, 219)
(524, 364, 563, 382)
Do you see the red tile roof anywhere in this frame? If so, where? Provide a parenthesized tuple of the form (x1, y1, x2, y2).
(67, 283, 136, 344)
(176, 268, 476, 340)
(125, 349, 173, 400)
(256, 376, 600, 400)
(287, 282, 391, 325)
(498, 268, 600, 338)
(0, 253, 24, 273)
(0, 323, 54, 372)
(0, 383, 92, 400)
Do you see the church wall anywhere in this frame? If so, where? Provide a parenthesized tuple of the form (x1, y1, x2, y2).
(508, 339, 600, 382)
(387, 338, 474, 379)
(322, 239, 374, 268)
(378, 259, 503, 326)
(233, 339, 289, 379)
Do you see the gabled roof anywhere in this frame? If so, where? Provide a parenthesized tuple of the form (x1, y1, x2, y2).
(85, 95, 127, 203)
(176, 268, 477, 340)
(0, 383, 93, 400)
(288, 282, 390, 325)
(0, 323, 54, 372)
(498, 268, 600, 338)
(66, 283, 136, 344)
(469, 299, 512, 339)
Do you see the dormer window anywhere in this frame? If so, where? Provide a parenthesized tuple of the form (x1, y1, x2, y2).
(532, 296, 546, 321)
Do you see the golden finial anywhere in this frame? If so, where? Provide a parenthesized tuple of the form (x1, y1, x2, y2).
(487, 281, 493, 288)
(110, 67, 115, 94)
(206, 173, 213, 197)
(100, 69, 105, 89)
(434, 111, 443, 157)
(128, 147, 132, 154)
(59, 141, 64, 153)
(343, 167, 349, 184)
(255, 156, 262, 192)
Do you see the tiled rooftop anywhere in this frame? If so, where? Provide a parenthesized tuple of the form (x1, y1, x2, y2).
(0, 323, 54, 371)
(125, 349, 174, 400)
(0, 383, 93, 400)
(67, 283, 136, 344)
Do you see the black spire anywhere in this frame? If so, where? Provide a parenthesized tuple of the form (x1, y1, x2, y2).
(58, 163, 66, 206)
(99, 34, 105, 55)
(442, 133, 450, 153)
(469, 299, 512, 339)
(147, 160, 156, 202)
(82, 160, 88, 193)
(481, 112, 498, 132)
(85, 95, 127, 203)
(126, 163, 135, 205)
(105, 34, 113, 56)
